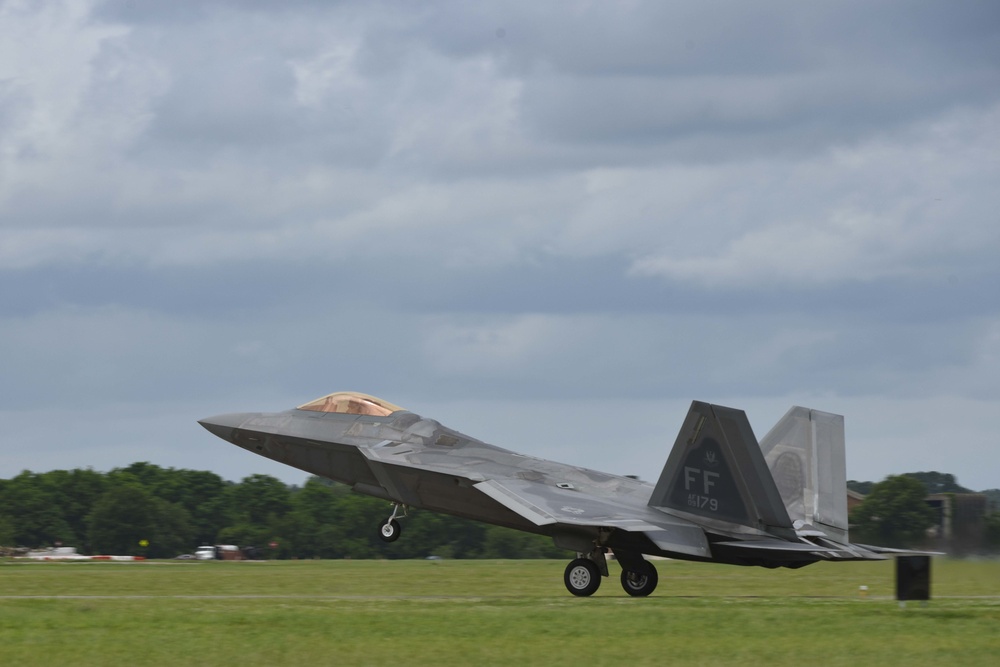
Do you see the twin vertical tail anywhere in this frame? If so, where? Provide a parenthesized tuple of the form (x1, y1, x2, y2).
(649, 401, 849, 544)
(759, 406, 849, 543)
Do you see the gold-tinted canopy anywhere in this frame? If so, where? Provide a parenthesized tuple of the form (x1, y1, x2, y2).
(297, 392, 405, 417)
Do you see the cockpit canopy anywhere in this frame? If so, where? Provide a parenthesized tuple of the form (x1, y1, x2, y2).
(297, 392, 405, 417)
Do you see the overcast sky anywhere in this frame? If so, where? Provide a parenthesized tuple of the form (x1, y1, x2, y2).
(2, 0, 998, 491)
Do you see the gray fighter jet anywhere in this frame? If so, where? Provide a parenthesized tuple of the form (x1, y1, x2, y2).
(199, 392, 908, 596)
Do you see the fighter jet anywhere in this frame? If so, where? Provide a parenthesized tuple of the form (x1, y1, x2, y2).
(199, 392, 909, 596)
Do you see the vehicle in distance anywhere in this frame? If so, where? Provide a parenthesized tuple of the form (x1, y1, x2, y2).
(200, 391, 917, 596)
(195, 545, 216, 561)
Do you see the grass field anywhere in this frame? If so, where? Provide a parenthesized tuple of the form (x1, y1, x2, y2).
(2, 558, 998, 666)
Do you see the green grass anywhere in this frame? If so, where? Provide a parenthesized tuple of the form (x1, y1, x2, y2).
(2, 558, 998, 666)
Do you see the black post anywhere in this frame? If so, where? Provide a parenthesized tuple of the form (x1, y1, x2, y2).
(895, 555, 931, 606)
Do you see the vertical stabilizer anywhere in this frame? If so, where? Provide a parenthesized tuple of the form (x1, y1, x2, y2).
(649, 401, 794, 538)
(759, 407, 848, 543)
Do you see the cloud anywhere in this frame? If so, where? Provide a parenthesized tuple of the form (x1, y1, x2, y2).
(630, 104, 1000, 287)
(1, 0, 998, 490)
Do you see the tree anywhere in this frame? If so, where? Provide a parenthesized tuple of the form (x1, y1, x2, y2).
(109, 463, 231, 546)
(216, 521, 275, 553)
(39, 468, 108, 552)
(850, 475, 936, 548)
(164, 469, 230, 546)
(848, 472, 975, 498)
(981, 489, 1000, 512)
(847, 480, 874, 495)
(902, 471, 972, 495)
(87, 483, 193, 558)
(984, 512, 1000, 552)
(111, 462, 168, 489)
(478, 525, 565, 559)
(1, 472, 74, 547)
(0, 478, 14, 545)
(4, 464, 583, 559)
(228, 474, 291, 525)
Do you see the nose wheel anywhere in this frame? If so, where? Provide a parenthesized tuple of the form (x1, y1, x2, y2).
(379, 518, 401, 542)
(378, 503, 407, 543)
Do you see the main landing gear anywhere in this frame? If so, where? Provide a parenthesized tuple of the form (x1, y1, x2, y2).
(563, 550, 659, 597)
(564, 557, 602, 596)
(620, 562, 658, 597)
(378, 503, 407, 543)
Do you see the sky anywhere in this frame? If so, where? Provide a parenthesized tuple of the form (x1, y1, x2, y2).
(2, 0, 999, 491)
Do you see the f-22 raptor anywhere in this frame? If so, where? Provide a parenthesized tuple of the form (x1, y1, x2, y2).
(200, 392, 908, 596)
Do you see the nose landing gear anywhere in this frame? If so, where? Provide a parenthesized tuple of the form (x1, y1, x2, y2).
(378, 503, 407, 542)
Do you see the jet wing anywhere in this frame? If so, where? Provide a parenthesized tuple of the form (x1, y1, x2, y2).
(474, 478, 711, 558)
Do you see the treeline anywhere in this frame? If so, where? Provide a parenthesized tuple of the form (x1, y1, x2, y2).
(847, 471, 978, 496)
(6, 463, 998, 559)
(847, 473, 1000, 553)
(0, 462, 565, 560)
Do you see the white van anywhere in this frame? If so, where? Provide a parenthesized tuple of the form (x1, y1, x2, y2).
(194, 545, 216, 560)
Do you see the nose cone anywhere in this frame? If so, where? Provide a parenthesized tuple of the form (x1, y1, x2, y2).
(198, 412, 254, 442)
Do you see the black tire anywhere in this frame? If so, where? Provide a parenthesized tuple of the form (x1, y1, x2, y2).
(564, 558, 601, 597)
(378, 518, 401, 542)
(620, 562, 658, 597)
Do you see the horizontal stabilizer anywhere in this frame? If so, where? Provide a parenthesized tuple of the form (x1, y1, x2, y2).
(712, 539, 841, 554)
(853, 544, 945, 557)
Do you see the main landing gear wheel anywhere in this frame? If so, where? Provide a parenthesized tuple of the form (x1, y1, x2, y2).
(564, 558, 601, 597)
(620, 563, 658, 597)
(378, 518, 401, 542)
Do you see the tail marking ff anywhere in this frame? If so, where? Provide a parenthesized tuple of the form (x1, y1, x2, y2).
(648, 401, 794, 538)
